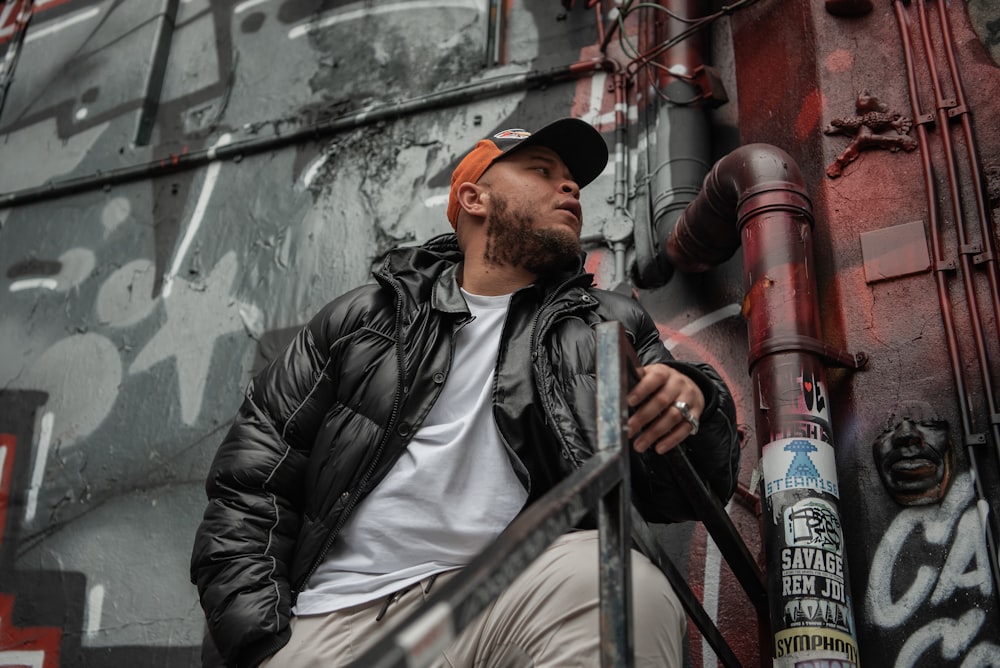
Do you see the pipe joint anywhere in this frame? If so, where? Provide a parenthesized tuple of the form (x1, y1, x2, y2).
(737, 187, 814, 234)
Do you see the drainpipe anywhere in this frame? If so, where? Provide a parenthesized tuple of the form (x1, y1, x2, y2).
(667, 143, 864, 667)
(632, 0, 716, 288)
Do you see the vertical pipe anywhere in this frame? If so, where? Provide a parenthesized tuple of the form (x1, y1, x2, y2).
(630, 0, 714, 288)
(931, 0, 1000, 459)
(485, 0, 501, 67)
(892, 0, 1000, 604)
(935, 0, 1000, 343)
(609, 67, 631, 285)
(665, 144, 861, 667)
(650, 0, 712, 284)
(915, 0, 1000, 452)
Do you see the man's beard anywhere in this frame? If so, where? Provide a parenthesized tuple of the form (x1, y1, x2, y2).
(483, 192, 581, 275)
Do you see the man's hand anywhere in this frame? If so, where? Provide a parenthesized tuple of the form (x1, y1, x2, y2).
(626, 363, 705, 455)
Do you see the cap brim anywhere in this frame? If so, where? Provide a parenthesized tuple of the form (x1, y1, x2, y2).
(501, 118, 608, 188)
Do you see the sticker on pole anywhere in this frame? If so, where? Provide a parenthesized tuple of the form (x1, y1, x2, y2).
(774, 626, 858, 667)
(783, 498, 844, 553)
(762, 437, 840, 499)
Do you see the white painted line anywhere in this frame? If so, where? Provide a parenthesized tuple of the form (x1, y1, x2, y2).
(289, 0, 481, 39)
(664, 303, 742, 350)
(24, 6, 100, 43)
(163, 133, 232, 298)
(0, 5, 20, 42)
(301, 152, 329, 188)
(9, 278, 58, 292)
(0, 651, 44, 668)
(85, 584, 105, 639)
(235, 0, 271, 14)
(25, 411, 54, 524)
(423, 193, 449, 209)
(581, 71, 607, 127)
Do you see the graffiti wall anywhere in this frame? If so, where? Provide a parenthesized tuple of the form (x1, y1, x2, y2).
(727, 1, 1000, 667)
(1, 0, 998, 667)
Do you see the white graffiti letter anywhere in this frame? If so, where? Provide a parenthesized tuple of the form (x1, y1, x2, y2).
(894, 609, 984, 668)
(867, 473, 974, 628)
(959, 641, 1000, 668)
(930, 506, 992, 605)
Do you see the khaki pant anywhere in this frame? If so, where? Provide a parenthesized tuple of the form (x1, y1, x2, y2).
(260, 530, 685, 667)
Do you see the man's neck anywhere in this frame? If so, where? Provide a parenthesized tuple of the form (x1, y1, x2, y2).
(458, 262, 536, 296)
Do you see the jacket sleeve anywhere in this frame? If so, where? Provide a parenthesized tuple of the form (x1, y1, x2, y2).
(626, 304, 741, 524)
(189, 297, 346, 668)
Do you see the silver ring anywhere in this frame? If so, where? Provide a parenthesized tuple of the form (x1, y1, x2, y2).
(673, 400, 699, 436)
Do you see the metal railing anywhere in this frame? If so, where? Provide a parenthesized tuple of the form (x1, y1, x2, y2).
(350, 321, 767, 668)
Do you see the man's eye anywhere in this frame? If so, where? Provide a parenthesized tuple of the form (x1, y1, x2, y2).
(535, 167, 549, 175)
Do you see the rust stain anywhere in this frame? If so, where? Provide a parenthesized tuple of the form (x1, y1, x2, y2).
(742, 274, 776, 317)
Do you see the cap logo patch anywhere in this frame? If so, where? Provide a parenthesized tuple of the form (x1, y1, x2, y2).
(493, 129, 531, 139)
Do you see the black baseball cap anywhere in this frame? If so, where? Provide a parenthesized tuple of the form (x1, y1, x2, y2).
(447, 117, 608, 225)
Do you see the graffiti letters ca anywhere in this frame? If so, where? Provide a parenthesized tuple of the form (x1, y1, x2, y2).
(866, 472, 999, 666)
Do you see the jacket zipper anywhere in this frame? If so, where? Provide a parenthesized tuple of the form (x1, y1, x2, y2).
(293, 274, 408, 598)
(527, 278, 596, 467)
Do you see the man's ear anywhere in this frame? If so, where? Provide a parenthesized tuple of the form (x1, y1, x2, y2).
(456, 182, 489, 218)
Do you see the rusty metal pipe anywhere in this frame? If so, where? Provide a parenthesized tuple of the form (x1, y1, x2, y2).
(665, 144, 811, 273)
(893, 0, 1000, 608)
(650, 0, 713, 248)
(935, 0, 1000, 330)
(665, 143, 861, 666)
(632, 0, 718, 288)
(927, 0, 1000, 455)
(916, 0, 1000, 451)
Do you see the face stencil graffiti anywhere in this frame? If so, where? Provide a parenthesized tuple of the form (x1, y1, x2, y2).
(873, 402, 954, 506)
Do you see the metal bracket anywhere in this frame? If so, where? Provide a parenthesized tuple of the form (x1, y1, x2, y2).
(748, 334, 868, 372)
(964, 432, 988, 446)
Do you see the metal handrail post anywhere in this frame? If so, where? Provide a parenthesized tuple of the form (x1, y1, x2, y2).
(595, 321, 763, 668)
(596, 321, 635, 667)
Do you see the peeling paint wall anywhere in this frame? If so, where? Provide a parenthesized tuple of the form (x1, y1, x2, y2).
(1, 1, 998, 667)
(0, 2, 703, 665)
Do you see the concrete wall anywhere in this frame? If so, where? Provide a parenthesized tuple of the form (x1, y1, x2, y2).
(0, 1, 997, 667)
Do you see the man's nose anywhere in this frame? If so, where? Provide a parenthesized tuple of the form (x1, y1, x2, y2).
(560, 179, 580, 198)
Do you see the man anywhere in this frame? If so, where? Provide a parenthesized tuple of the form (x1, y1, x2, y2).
(191, 117, 740, 667)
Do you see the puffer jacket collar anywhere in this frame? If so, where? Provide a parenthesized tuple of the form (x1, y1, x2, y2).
(431, 262, 469, 315)
(393, 233, 596, 315)
(376, 233, 465, 311)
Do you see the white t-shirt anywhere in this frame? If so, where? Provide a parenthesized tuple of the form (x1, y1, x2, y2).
(294, 289, 528, 615)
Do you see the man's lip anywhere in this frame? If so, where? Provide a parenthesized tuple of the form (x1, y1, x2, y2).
(558, 201, 582, 223)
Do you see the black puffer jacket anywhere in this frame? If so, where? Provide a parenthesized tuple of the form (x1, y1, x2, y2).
(190, 234, 740, 667)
